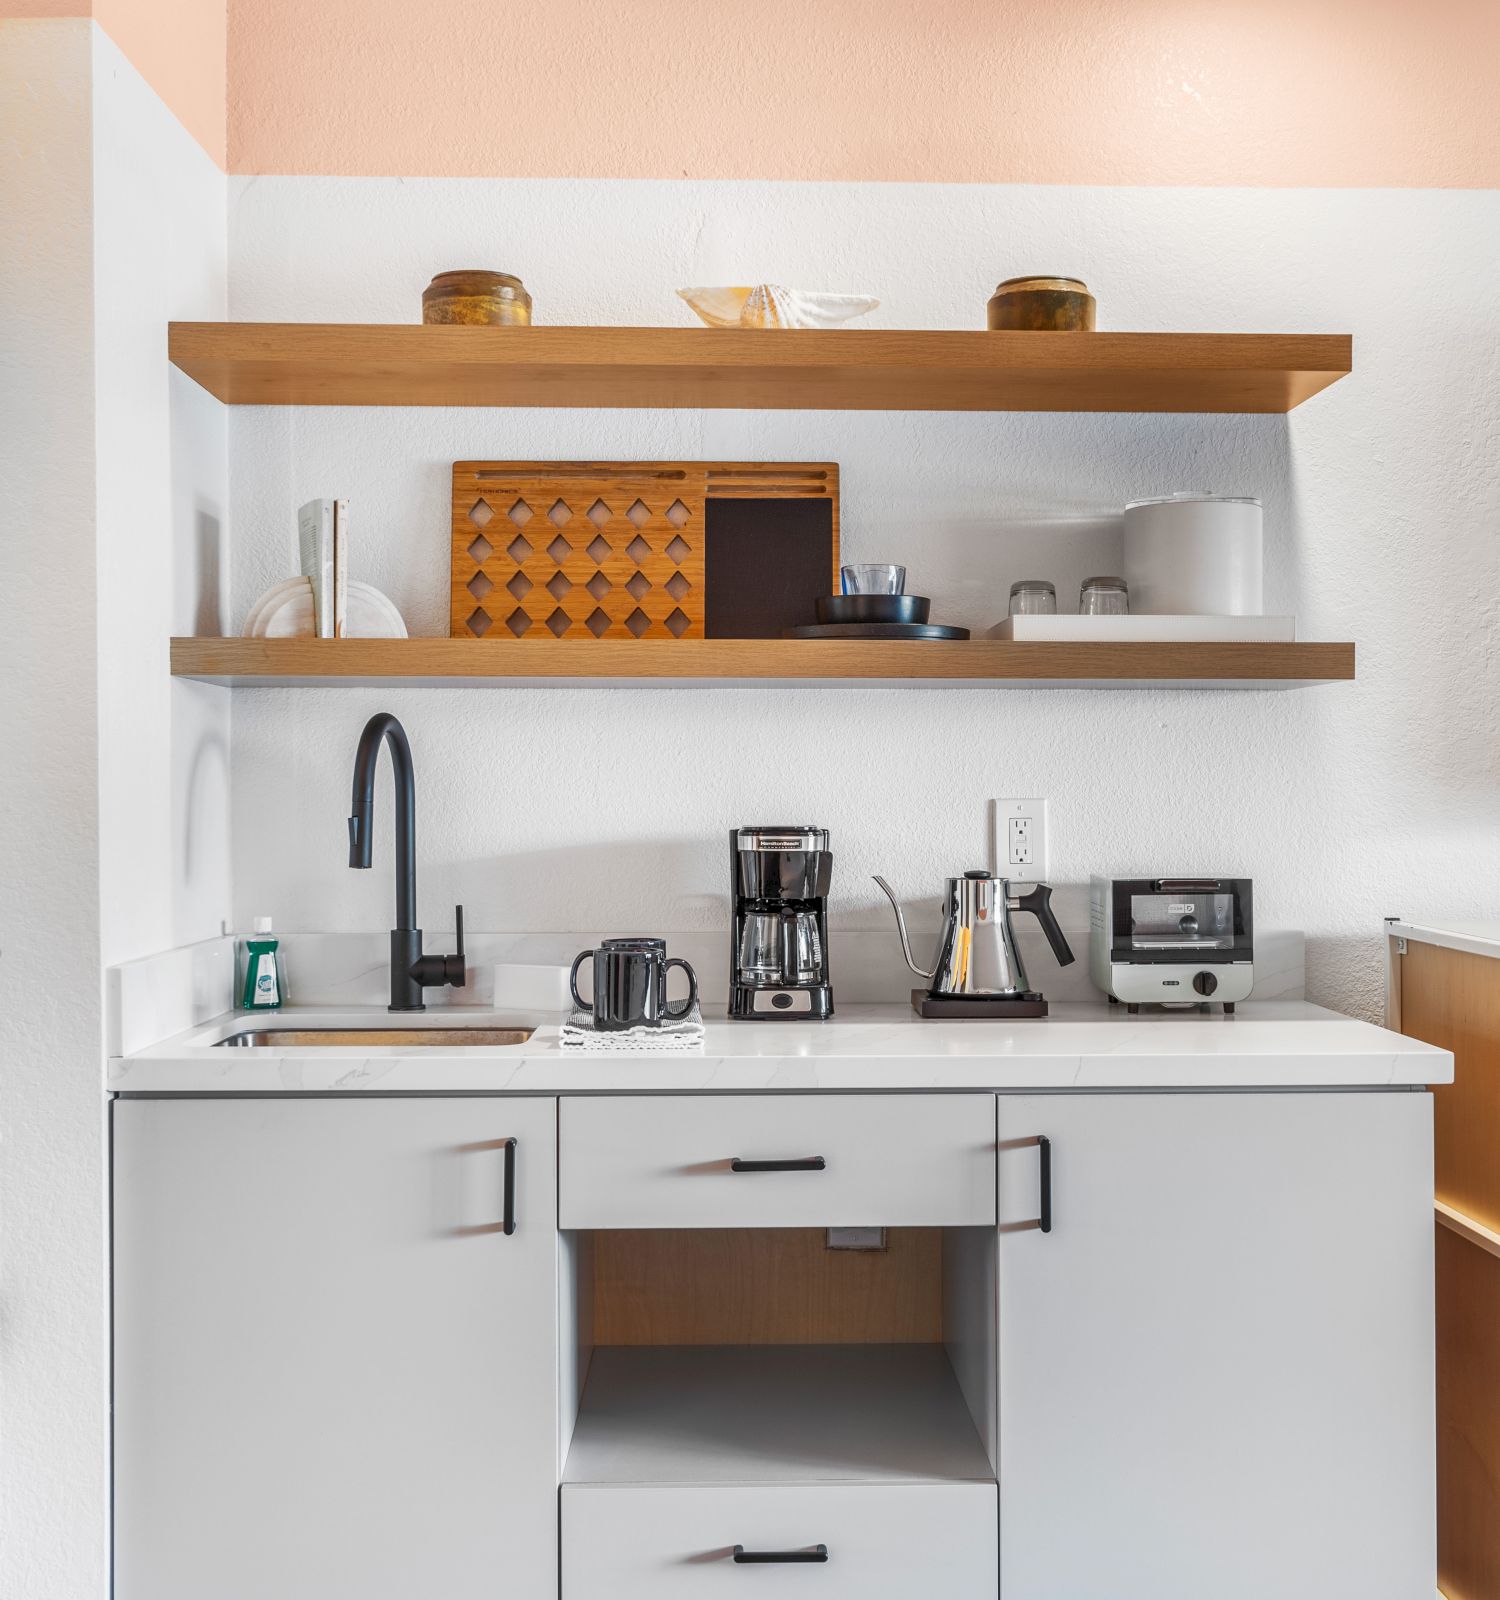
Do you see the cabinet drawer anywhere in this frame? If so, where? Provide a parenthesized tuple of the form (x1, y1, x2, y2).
(563, 1484, 996, 1599)
(560, 1095, 995, 1229)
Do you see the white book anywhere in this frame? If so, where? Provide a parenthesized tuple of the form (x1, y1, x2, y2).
(332, 498, 349, 639)
(297, 498, 350, 638)
(297, 499, 335, 639)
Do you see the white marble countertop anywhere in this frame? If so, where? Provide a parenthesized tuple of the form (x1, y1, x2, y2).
(109, 1000, 1452, 1094)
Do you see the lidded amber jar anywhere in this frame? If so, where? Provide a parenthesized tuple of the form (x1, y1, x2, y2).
(986, 276, 1095, 332)
(422, 270, 532, 326)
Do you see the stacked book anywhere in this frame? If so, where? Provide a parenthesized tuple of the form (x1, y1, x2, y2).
(297, 498, 350, 638)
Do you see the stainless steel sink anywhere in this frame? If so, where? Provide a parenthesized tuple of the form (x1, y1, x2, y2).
(215, 1027, 535, 1048)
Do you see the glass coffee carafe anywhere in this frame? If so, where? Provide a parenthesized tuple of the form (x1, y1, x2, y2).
(737, 908, 824, 986)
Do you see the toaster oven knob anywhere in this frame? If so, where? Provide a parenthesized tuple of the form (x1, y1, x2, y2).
(1192, 970, 1219, 997)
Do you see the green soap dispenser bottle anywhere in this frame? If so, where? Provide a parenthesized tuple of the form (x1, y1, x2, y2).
(241, 916, 284, 1010)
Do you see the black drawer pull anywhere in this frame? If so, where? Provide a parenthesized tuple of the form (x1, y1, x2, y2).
(729, 1156, 827, 1173)
(733, 1544, 829, 1564)
(501, 1137, 517, 1236)
(1037, 1134, 1051, 1234)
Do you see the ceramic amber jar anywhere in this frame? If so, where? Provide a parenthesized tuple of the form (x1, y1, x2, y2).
(987, 276, 1095, 332)
(422, 270, 532, 326)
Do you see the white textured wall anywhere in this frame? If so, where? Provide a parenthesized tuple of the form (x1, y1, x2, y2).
(0, 23, 108, 1598)
(227, 178, 1500, 1020)
(94, 26, 231, 963)
(1, 21, 231, 1597)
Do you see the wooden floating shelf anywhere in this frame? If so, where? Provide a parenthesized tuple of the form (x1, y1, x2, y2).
(167, 324, 1351, 413)
(170, 638, 1356, 689)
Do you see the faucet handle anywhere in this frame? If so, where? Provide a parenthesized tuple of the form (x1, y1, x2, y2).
(431, 902, 466, 985)
(442, 903, 467, 988)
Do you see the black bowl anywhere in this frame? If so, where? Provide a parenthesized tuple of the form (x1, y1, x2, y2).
(815, 593, 931, 626)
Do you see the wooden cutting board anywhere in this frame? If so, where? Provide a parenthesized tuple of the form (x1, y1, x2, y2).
(451, 461, 838, 641)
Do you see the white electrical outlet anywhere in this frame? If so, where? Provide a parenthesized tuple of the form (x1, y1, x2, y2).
(993, 798, 1048, 882)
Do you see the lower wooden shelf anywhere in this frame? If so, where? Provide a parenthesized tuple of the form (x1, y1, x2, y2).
(170, 637, 1355, 688)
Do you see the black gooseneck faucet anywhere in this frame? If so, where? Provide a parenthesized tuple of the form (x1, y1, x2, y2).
(348, 712, 466, 1012)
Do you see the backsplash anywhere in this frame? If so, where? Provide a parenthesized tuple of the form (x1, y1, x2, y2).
(108, 928, 1305, 1053)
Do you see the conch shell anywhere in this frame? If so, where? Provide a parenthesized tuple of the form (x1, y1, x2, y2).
(678, 285, 879, 330)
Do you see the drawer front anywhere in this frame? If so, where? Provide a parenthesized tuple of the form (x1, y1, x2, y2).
(560, 1094, 996, 1229)
(563, 1484, 996, 1599)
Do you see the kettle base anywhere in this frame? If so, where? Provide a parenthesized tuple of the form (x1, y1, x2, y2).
(911, 989, 1049, 1019)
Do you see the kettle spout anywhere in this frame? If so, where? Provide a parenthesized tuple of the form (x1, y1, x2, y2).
(873, 876, 935, 981)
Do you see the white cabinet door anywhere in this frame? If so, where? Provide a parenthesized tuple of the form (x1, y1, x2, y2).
(996, 1091, 1434, 1600)
(114, 1097, 559, 1600)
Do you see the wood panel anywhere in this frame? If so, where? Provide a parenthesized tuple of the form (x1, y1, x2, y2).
(167, 324, 1352, 413)
(1437, 1224, 1500, 1600)
(591, 1228, 943, 1345)
(1401, 939, 1500, 1234)
(452, 464, 708, 641)
(170, 636, 1356, 687)
(450, 461, 839, 642)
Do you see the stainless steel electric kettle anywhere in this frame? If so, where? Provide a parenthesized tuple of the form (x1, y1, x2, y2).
(874, 870, 1075, 1017)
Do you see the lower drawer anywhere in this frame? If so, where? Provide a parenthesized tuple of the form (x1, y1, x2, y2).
(562, 1483, 996, 1598)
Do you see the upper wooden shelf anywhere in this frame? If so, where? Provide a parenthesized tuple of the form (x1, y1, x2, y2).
(167, 324, 1351, 413)
(170, 637, 1355, 689)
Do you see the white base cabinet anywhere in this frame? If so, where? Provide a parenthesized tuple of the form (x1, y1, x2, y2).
(995, 1091, 1435, 1600)
(111, 1087, 1435, 1600)
(113, 1097, 559, 1600)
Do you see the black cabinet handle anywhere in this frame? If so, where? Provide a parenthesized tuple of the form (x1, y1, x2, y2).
(733, 1545, 829, 1564)
(729, 1156, 827, 1173)
(1037, 1134, 1051, 1234)
(502, 1137, 517, 1235)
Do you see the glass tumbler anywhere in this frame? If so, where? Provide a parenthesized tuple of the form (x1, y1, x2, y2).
(1009, 580, 1057, 616)
(1079, 576, 1129, 615)
(841, 564, 906, 596)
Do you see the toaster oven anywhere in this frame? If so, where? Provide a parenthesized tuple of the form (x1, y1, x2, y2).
(1089, 877, 1253, 1013)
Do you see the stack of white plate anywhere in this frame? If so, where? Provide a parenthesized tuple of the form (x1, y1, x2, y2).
(240, 578, 408, 638)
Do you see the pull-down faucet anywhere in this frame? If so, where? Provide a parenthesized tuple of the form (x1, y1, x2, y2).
(348, 712, 466, 1012)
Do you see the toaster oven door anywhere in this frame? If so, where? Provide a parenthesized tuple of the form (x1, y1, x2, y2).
(1113, 879, 1252, 963)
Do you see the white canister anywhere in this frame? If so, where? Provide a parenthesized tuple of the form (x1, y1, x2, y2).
(1122, 492, 1263, 616)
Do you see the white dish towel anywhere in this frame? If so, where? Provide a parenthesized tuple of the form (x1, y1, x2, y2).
(559, 1001, 706, 1051)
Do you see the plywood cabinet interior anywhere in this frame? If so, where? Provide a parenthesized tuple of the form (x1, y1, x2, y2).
(590, 1227, 944, 1344)
(1398, 936, 1500, 1600)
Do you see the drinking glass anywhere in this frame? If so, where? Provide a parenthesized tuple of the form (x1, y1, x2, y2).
(1008, 580, 1057, 616)
(1079, 576, 1129, 615)
(841, 564, 906, 596)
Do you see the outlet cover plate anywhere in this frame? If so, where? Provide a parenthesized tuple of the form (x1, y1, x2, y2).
(993, 797, 1048, 883)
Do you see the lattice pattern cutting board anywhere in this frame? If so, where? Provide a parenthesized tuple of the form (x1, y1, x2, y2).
(451, 462, 838, 641)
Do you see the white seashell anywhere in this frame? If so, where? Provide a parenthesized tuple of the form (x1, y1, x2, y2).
(677, 285, 879, 330)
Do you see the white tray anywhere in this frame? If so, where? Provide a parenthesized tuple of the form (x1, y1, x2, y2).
(986, 614, 1295, 642)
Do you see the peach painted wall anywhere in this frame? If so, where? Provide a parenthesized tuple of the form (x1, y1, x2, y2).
(225, 0, 1500, 185)
(4, 0, 225, 163)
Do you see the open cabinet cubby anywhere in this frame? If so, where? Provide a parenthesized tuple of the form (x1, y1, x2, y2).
(560, 1228, 997, 1489)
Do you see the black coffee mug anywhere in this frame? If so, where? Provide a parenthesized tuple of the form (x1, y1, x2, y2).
(570, 938, 698, 1031)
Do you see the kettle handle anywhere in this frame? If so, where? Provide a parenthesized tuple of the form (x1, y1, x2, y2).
(1012, 883, 1076, 967)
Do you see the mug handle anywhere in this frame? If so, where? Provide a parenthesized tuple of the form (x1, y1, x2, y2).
(569, 950, 596, 1013)
(662, 958, 698, 1021)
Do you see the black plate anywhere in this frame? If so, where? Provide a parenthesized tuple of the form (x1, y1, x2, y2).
(815, 593, 931, 626)
(783, 622, 971, 640)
